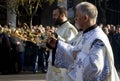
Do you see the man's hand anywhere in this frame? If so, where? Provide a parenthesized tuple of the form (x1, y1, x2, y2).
(46, 36, 58, 49)
(73, 51, 78, 60)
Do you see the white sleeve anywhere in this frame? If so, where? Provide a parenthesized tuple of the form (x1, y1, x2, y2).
(54, 40, 74, 69)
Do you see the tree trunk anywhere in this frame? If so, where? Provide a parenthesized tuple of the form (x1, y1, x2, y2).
(30, 16, 33, 29)
(7, 0, 16, 28)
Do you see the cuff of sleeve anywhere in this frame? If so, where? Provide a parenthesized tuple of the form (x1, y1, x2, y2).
(52, 40, 58, 65)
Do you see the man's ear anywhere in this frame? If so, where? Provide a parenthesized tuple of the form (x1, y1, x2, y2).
(84, 15, 89, 22)
(60, 13, 65, 18)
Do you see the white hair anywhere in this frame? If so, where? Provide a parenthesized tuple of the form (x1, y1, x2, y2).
(76, 2, 98, 21)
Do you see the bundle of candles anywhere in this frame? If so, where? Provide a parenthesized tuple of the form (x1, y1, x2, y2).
(0, 25, 57, 45)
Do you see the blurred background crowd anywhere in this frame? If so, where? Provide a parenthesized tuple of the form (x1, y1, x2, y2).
(0, 23, 120, 75)
(0, 24, 56, 74)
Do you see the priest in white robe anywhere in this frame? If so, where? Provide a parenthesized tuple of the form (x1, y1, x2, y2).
(46, 6, 78, 81)
(46, 2, 120, 81)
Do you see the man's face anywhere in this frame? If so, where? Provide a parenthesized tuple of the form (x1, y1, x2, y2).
(52, 9, 62, 25)
(74, 10, 84, 30)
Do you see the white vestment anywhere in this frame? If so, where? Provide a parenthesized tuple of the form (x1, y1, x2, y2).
(46, 21, 78, 81)
(54, 27, 120, 81)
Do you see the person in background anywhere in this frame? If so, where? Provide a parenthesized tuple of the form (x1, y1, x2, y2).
(16, 38, 25, 73)
(46, 6, 78, 81)
(112, 26, 120, 69)
(0, 32, 12, 74)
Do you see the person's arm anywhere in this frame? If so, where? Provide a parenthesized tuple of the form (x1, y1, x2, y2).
(54, 40, 74, 69)
(46, 37, 75, 69)
(82, 39, 110, 81)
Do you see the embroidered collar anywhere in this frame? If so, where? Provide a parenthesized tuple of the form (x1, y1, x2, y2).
(83, 24, 97, 34)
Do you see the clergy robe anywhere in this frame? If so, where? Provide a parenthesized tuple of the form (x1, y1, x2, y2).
(46, 21, 78, 81)
(54, 26, 120, 81)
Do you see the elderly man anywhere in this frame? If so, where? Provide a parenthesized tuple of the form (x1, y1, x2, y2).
(47, 2, 120, 81)
(46, 6, 78, 81)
